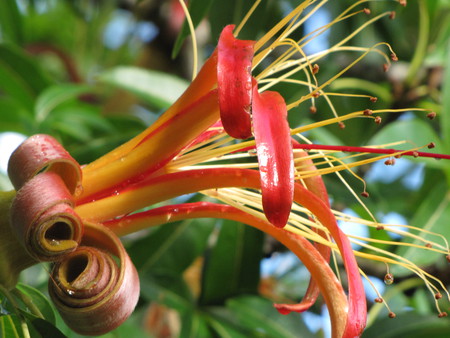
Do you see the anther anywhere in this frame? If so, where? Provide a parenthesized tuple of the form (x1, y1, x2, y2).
(309, 106, 317, 114)
(394, 154, 402, 159)
(398, 0, 407, 7)
(389, 11, 396, 20)
(374, 116, 382, 124)
(370, 96, 378, 102)
(384, 273, 394, 285)
(383, 64, 390, 72)
(446, 254, 450, 263)
(384, 158, 395, 166)
(426, 243, 433, 248)
(427, 112, 436, 120)
(312, 64, 320, 74)
(361, 191, 369, 198)
(338, 122, 346, 129)
(376, 225, 384, 230)
(428, 142, 435, 149)
(363, 109, 373, 116)
(363, 8, 371, 15)
(391, 53, 398, 62)
(374, 297, 383, 303)
(435, 293, 442, 300)
(438, 312, 448, 318)
(413, 151, 419, 158)
(388, 312, 396, 318)
(312, 91, 320, 98)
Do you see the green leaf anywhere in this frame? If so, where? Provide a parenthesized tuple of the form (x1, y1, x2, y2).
(18, 311, 65, 338)
(199, 220, 264, 306)
(0, 315, 26, 338)
(441, 39, 450, 151)
(172, 0, 216, 58)
(15, 283, 57, 325)
(98, 67, 189, 109)
(368, 118, 447, 169)
(392, 184, 450, 276)
(0, 44, 52, 111)
(128, 218, 214, 275)
(34, 84, 93, 122)
(226, 296, 314, 338)
(139, 274, 193, 313)
(0, 0, 24, 44)
(180, 311, 211, 338)
(0, 97, 32, 133)
(362, 314, 450, 338)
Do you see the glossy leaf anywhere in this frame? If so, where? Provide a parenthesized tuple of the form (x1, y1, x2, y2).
(392, 184, 450, 276)
(98, 66, 189, 109)
(199, 220, 264, 305)
(362, 314, 450, 338)
(0, 315, 25, 338)
(15, 283, 57, 325)
(227, 296, 314, 338)
(34, 84, 93, 122)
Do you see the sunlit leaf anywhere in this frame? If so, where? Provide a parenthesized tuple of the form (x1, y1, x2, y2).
(98, 67, 189, 109)
(34, 84, 93, 122)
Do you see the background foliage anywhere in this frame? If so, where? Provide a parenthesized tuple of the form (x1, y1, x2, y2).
(1, 0, 449, 337)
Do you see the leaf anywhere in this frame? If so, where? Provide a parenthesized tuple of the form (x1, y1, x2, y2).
(368, 118, 447, 169)
(18, 311, 65, 338)
(98, 66, 189, 109)
(0, 0, 24, 44)
(15, 283, 57, 325)
(0, 97, 32, 133)
(0, 44, 52, 111)
(172, 0, 216, 58)
(34, 84, 93, 122)
(0, 315, 26, 338)
(139, 274, 193, 313)
(362, 314, 450, 338)
(441, 39, 450, 152)
(180, 311, 212, 338)
(199, 220, 264, 306)
(226, 296, 314, 338)
(127, 218, 214, 275)
(392, 184, 450, 276)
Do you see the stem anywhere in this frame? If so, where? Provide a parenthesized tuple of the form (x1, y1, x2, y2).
(0, 191, 37, 290)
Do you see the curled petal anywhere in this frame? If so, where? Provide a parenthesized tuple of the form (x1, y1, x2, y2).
(7, 134, 82, 195)
(10, 172, 83, 261)
(274, 149, 331, 314)
(252, 86, 294, 228)
(218, 24, 255, 139)
(49, 222, 139, 336)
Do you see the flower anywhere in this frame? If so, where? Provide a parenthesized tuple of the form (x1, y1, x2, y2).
(1, 0, 449, 337)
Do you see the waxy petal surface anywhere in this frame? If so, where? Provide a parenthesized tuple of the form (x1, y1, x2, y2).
(252, 87, 294, 228)
(217, 25, 254, 139)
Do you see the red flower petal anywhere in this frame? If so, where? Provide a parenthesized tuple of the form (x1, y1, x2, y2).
(252, 85, 294, 228)
(217, 25, 255, 139)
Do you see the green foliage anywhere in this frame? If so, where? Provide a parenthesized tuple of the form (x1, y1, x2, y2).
(0, 0, 449, 337)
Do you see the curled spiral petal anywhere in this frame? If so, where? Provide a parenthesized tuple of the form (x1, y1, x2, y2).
(48, 222, 139, 336)
(10, 172, 83, 261)
(7, 134, 82, 195)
